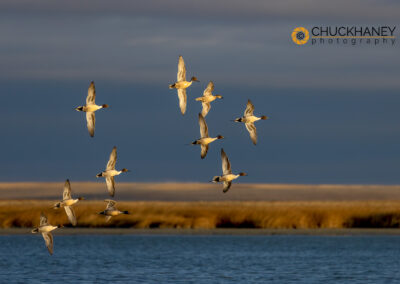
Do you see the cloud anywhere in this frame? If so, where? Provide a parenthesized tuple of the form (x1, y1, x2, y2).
(0, 0, 399, 21)
(0, 1, 398, 89)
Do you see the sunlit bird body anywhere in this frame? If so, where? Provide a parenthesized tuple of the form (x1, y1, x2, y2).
(53, 179, 84, 226)
(192, 113, 223, 159)
(212, 148, 247, 193)
(98, 200, 129, 222)
(96, 146, 129, 197)
(31, 213, 61, 255)
(234, 99, 269, 145)
(75, 81, 109, 137)
(195, 81, 223, 117)
(169, 56, 199, 115)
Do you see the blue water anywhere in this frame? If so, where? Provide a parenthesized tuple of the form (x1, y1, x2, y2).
(1, 235, 400, 283)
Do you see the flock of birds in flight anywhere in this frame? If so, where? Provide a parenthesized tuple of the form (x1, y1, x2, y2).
(31, 55, 269, 255)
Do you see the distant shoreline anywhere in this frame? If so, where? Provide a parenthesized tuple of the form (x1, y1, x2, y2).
(1, 182, 400, 201)
(3, 228, 400, 236)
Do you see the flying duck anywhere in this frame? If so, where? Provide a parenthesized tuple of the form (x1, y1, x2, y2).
(195, 81, 223, 117)
(192, 113, 223, 159)
(53, 179, 84, 226)
(211, 148, 247, 193)
(98, 199, 129, 222)
(234, 99, 269, 145)
(31, 212, 61, 255)
(75, 81, 109, 137)
(96, 146, 129, 197)
(169, 56, 199, 115)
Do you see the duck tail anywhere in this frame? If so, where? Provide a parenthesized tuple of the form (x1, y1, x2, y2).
(123, 211, 129, 215)
(31, 228, 39, 233)
(169, 84, 175, 89)
(53, 202, 61, 209)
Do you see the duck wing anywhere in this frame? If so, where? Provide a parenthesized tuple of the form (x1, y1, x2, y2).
(86, 81, 96, 105)
(223, 181, 232, 193)
(245, 122, 257, 145)
(201, 144, 209, 159)
(244, 99, 255, 117)
(177, 55, 186, 82)
(40, 212, 49, 226)
(104, 199, 116, 210)
(106, 146, 117, 171)
(105, 177, 115, 197)
(203, 81, 214, 97)
(221, 148, 232, 175)
(177, 88, 187, 115)
(42, 232, 54, 255)
(86, 112, 95, 137)
(63, 179, 72, 200)
(198, 113, 209, 138)
(201, 102, 211, 117)
(64, 206, 77, 226)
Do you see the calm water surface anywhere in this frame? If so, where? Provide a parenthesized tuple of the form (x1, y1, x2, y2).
(1, 234, 400, 283)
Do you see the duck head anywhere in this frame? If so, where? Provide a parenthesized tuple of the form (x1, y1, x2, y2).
(78, 197, 85, 201)
(239, 172, 247, 176)
(121, 168, 129, 173)
(261, 116, 269, 120)
(102, 104, 109, 108)
(217, 135, 224, 140)
(215, 95, 223, 99)
(191, 76, 200, 82)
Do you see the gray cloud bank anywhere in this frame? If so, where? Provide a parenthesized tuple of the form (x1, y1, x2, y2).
(0, 1, 399, 89)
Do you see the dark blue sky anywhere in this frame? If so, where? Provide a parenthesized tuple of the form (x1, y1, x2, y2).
(0, 1, 399, 183)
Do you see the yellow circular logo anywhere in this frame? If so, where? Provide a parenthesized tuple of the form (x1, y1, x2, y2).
(292, 27, 309, 45)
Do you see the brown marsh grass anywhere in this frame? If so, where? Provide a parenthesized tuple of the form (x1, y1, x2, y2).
(2, 200, 400, 229)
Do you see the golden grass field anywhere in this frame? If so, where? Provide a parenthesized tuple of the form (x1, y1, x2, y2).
(2, 182, 400, 229)
(2, 200, 400, 229)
